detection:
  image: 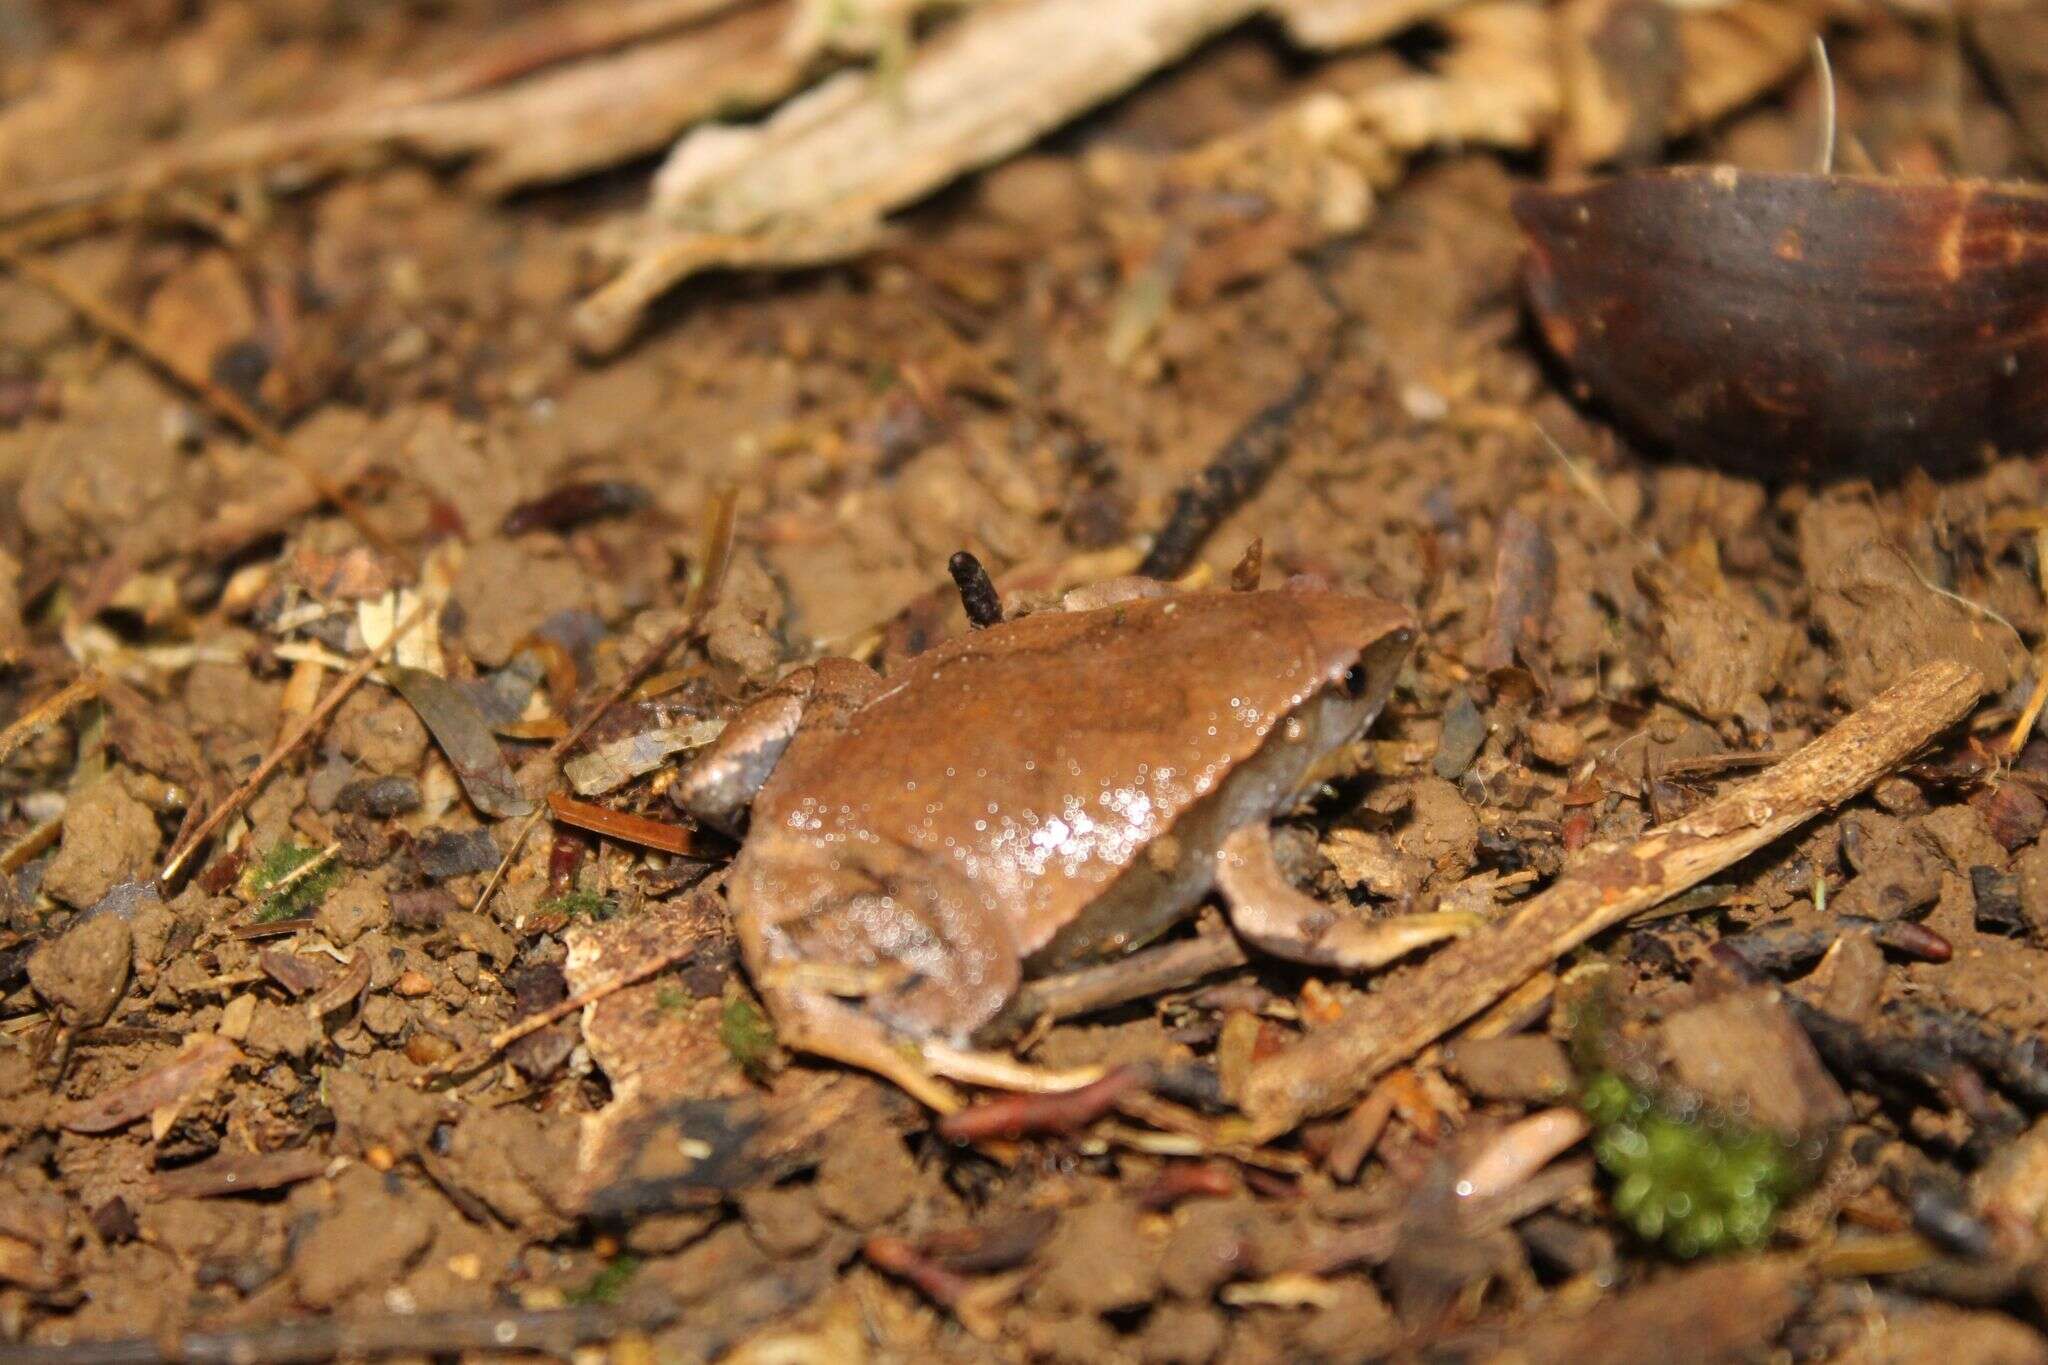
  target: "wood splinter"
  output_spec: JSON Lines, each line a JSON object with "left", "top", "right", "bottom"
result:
{"left": 1236, "top": 658, "right": 1988, "bottom": 1140}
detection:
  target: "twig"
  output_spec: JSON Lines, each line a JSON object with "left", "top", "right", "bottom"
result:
{"left": 1136, "top": 291, "right": 1345, "bottom": 581}
{"left": 999, "top": 927, "right": 1249, "bottom": 1035}
{"left": 472, "top": 804, "right": 548, "bottom": 919}
{"left": 158, "top": 599, "right": 432, "bottom": 888}
{"left": 574, "top": 0, "right": 1265, "bottom": 353}
{"left": 547, "top": 791, "right": 719, "bottom": 857}
{"left": 2007, "top": 649, "right": 2048, "bottom": 756}
{"left": 546, "top": 486, "right": 735, "bottom": 763}
{"left": 0, "top": 673, "right": 101, "bottom": 766}
{"left": 1236, "top": 659, "right": 1987, "bottom": 1138}
{"left": 1718, "top": 916, "right": 1951, "bottom": 976}
{"left": 935, "top": 1066, "right": 1149, "bottom": 1143}
{"left": 0, "top": 1303, "right": 676, "bottom": 1365}
{"left": 0, "top": 245, "right": 405, "bottom": 569}
{"left": 416, "top": 935, "right": 700, "bottom": 1084}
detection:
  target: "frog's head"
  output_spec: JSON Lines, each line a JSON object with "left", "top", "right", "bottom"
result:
{"left": 733, "top": 855, "right": 1022, "bottom": 1047}
{"left": 1270, "top": 587, "right": 1419, "bottom": 806}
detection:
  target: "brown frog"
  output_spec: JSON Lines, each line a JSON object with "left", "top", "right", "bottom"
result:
{"left": 676, "top": 581, "right": 1476, "bottom": 1108}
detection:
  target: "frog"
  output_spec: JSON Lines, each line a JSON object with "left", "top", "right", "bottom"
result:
{"left": 674, "top": 579, "right": 1477, "bottom": 1109}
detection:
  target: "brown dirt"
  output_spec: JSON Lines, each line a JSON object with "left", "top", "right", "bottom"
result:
{"left": 4, "top": 4, "right": 2048, "bottom": 1362}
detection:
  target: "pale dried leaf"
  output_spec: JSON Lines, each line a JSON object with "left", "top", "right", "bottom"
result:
{"left": 563, "top": 719, "right": 726, "bottom": 796}
{"left": 360, "top": 587, "right": 444, "bottom": 676}
{"left": 385, "top": 665, "right": 534, "bottom": 818}
{"left": 575, "top": 0, "right": 1265, "bottom": 352}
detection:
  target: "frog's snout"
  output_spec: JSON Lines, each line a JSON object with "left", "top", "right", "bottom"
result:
{"left": 744, "top": 875, "right": 1022, "bottom": 1047}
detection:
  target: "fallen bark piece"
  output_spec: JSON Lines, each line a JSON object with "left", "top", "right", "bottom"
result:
{"left": 60, "top": 1034, "right": 243, "bottom": 1135}
{"left": 1237, "top": 658, "right": 1986, "bottom": 1139}
{"left": 574, "top": 0, "right": 1265, "bottom": 354}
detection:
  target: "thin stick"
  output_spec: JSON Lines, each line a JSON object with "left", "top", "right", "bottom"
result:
{"left": 1000, "top": 928, "right": 1249, "bottom": 1037}
{"left": 158, "top": 599, "right": 431, "bottom": 887}
{"left": 2008, "top": 647, "right": 2048, "bottom": 756}
{"left": 417, "top": 936, "right": 699, "bottom": 1084}
{"left": 1237, "top": 658, "right": 1987, "bottom": 1139}
{"left": 547, "top": 790, "right": 717, "bottom": 857}
{"left": 0, "top": 245, "right": 406, "bottom": 570}
{"left": 472, "top": 804, "right": 547, "bottom": 918}
{"left": 0, "top": 0, "right": 750, "bottom": 226}
{"left": 1135, "top": 288, "right": 1344, "bottom": 581}
{"left": 0, "top": 1302, "right": 676, "bottom": 1365}
{"left": 546, "top": 486, "right": 736, "bottom": 763}
{"left": 0, "top": 673, "right": 101, "bottom": 766}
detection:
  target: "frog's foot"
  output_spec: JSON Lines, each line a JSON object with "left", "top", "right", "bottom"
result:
{"left": 1215, "top": 823, "right": 1480, "bottom": 970}
{"left": 765, "top": 985, "right": 966, "bottom": 1114}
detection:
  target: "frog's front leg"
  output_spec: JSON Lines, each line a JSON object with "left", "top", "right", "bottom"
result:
{"left": 674, "top": 658, "right": 881, "bottom": 835}
{"left": 759, "top": 980, "right": 967, "bottom": 1113}
{"left": 1215, "top": 823, "right": 1480, "bottom": 969}
{"left": 760, "top": 981, "right": 1105, "bottom": 1113}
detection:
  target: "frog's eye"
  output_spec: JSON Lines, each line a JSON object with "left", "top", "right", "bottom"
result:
{"left": 1341, "top": 663, "right": 1371, "bottom": 698}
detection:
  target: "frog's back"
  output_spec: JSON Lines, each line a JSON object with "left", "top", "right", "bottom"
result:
{"left": 756, "top": 587, "right": 1412, "bottom": 956}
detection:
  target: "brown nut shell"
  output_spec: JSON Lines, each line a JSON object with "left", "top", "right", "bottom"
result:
{"left": 1514, "top": 167, "right": 2048, "bottom": 479}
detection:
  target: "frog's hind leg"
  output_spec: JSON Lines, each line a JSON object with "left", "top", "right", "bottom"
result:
{"left": 673, "top": 692, "right": 804, "bottom": 836}
{"left": 674, "top": 659, "right": 882, "bottom": 835}
{"left": 1215, "top": 823, "right": 1480, "bottom": 970}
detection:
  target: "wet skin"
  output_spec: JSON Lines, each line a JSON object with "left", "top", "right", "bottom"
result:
{"left": 677, "top": 582, "right": 1476, "bottom": 1107}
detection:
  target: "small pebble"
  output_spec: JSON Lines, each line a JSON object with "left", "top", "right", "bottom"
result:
{"left": 415, "top": 828, "right": 501, "bottom": 880}
{"left": 336, "top": 776, "right": 423, "bottom": 818}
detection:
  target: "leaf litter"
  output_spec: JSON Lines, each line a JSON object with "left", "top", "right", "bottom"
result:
{"left": 3, "top": 2, "right": 2048, "bottom": 1360}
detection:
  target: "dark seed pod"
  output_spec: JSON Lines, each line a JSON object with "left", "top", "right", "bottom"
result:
{"left": 1514, "top": 167, "right": 2048, "bottom": 479}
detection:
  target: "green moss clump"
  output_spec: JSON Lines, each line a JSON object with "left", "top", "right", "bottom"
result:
{"left": 566, "top": 1255, "right": 640, "bottom": 1305}
{"left": 720, "top": 987, "right": 778, "bottom": 1083}
{"left": 243, "top": 842, "right": 342, "bottom": 922}
{"left": 538, "top": 889, "right": 620, "bottom": 921}
{"left": 1580, "top": 1070, "right": 1807, "bottom": 1258}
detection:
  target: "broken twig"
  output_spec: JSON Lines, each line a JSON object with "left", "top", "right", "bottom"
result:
{"left": 575, "top": 0, "right": 1263, "bottom": 353}
{"left": 0, "top": 1303, "right": 676, "bottom": 1365}
{"left": 158, "top": 599, "right": 433, "bottom": 888}
{"left": 547, "top": 486, "right": 735, "bottom": 763}
{"left": 0, "top": 245, "right": 403, "bottom": 567}
{"left": 1237, "top": 659, "right": 1986, "bottom": 1138}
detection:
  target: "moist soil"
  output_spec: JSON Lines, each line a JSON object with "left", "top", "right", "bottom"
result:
{"left": 4, "top": 5, "right": 2048, "bottom": 1362}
